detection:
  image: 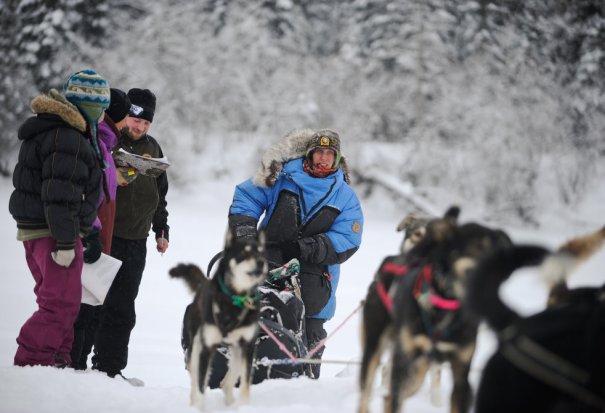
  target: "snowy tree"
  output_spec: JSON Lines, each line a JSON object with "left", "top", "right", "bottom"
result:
{"left": 0, "top": 0, "right": 119, "bottom": 173}
{"left": 2, "top": 0, "right": 604, "bottom": 225}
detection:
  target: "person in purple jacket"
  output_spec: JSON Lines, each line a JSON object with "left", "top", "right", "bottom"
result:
{"left": 91, "top": 88, "right": 132, "bottom": 257}
{"left": 70, "top": 88, "right": 132, "bottom": 370}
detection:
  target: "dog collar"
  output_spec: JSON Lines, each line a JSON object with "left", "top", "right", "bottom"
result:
{"left": 217, "top": 276, "right": 258, "bottom": 310}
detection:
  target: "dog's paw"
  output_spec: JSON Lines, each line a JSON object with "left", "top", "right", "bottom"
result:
{"left": 224, "top": 392, "right": 235, "bottom": 406}
{"left": 240, "top": 384, "right": 251, "bottom": 403}
{"left": 190, "top": 390, "right": 205, "bottom": 411}
{"left": 194, "top": 397, "right": 206, "bottom": 411}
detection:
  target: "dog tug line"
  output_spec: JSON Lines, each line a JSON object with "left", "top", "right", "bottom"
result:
{"left": 257, "top": 301, "right": 364, "bottom": 367}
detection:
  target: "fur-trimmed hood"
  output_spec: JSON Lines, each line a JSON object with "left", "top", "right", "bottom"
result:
{"left": 252, "top": 128, "right": 351, "bottom": 188}
{"left": 30, "top": 89, "right": 87, "bottom": 132}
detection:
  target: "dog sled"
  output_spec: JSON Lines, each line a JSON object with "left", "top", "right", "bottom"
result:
{"left": 181, "top": 257, "right": 313, "bottom": 388}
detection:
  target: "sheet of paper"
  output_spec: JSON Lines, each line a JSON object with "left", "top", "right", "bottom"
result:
{"left": 81, "top": 253, "right": 122, "bottom": 305}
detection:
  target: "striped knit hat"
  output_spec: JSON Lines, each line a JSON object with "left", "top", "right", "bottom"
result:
{"left": 63, "top": 69, "right": 110, "bottom": 165}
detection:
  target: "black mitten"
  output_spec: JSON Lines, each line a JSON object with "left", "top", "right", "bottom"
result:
{"left": 229, "top": 215, "right": 258, "bottom": 241}
{"left": 281, "top": 240, "right": 301, "bottom": 261}
{"left": 83, "top": 229, "right": 102, "bottom": 264}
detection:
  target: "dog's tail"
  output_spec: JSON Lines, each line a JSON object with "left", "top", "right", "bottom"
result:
{"left": 169, "top": 263, "right": 206, "bottom": 293}
{"left": 467, "top": 226, "right": 605, "bottom": 333}
{"left": 539, "top": 225, "right": 605, "bottom": 289}
{"left": 467, "top": 245, "right": 551, "bottom": 332}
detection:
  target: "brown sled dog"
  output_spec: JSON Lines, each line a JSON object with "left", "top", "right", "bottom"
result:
{"left": 169, "top": 230, "right": 267, "bottom": 411}
{"left": 467, "top": 226, "right": 605, "bottom": 413}
{"left": 396, "top": 214, "right": 433, "bottom": 256}
{"left": 358, "top": 213, "right": 433, "bottom": 413}
{"left": 358, "top": 206, "right": 512, "bottom": 413}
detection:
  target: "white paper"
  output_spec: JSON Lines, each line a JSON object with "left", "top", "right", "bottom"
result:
{"left": 81, "top": 253, "right": 122, "bottom": 305}
{"left": 81, "top": 286, "right": 101, "bottom": 306}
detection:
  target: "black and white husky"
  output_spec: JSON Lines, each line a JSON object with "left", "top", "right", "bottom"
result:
{"left": 169, "top": 230, "right": 267, "bottom": 411}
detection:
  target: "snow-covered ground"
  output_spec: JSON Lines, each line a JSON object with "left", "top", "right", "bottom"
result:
{"left": 1, "top": 176, "right": 603, "bottom": 413}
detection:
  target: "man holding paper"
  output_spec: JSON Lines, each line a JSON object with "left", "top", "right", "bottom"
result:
{"left": 91, "top": 88, "right": 170, "bottom": 380}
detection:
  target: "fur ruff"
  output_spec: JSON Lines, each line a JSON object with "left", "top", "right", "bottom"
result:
{"left": 31, "top": 91, "right": 87, "bottom": 132}
{"left": 252, "top": 128, "right": 351, "bottom": 188}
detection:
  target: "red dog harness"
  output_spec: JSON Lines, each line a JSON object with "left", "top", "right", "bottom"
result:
{"left": 376, "top": 261, "right": 460, "bottom": 314}
{"left": 376, "top": 262, "right": 410, "bottom": 313}
{"left": 413, "top": 265, "right": 461, "bottom": 311}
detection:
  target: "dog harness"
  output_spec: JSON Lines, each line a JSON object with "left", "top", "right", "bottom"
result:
{"left": 499, "top": 326, "right": 605, "bottom": 409}
{"left": 412, "top": 265, "right": 461, "bottom": 311}
{"left": 375, "top": 262, "right": 411, "bottom": 313}
{"left": 377, "top": 260, "right": 463, "bottom": 343}
{"left": 376, "top": 262, "right": 461, "bottom": 314}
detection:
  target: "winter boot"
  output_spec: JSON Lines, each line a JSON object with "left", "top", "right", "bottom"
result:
{"left": 305, "top": 318, "right": 327, "bottom": 379}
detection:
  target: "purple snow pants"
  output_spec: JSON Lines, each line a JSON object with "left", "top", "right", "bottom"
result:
{"left": 14, "top": 237, "right": 83, "bottom": 367}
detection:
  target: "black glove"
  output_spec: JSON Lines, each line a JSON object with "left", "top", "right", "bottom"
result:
{"left": 229, "top": 215, "right": 258, "bottom": 241}
{"left": 281, "top": 240, "right": 301, "bottom": 261}
{"left": 83, "top": 229, "right": 102, "bottom": 264}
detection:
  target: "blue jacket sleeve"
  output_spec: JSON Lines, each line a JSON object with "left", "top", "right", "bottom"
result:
{"left": 229, "top": 178, "right": 270, "bottom": 220}
{"left": 325, "top": 190, "right": 363, "bottom": 261}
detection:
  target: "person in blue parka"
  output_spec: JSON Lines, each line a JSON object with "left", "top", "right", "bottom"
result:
{"left": 229, "top": 128, "right": 363, "bottom": 377}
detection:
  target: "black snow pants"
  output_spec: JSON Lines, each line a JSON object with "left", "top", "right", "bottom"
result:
{"left": 71, "top": 303, "right": 101, "bottom": 370}
{"left": 92, "top": 237, "right": 147, "bottom": 376}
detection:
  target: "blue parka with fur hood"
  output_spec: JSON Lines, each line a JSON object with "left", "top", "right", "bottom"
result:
{"left": 229, "top": 129, "right": 363, "bottom": 320}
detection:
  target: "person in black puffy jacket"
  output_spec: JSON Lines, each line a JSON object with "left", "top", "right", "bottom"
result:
{"left": 9, "top": 70, "right": 108, "bottom": 368}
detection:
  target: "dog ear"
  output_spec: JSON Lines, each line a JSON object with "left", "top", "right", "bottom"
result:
{"left": 443, "top": 206, "right": 460, "bottom": 224}
{"left": 397, "top": 214, "right": 417, "bottom": 232}
{"left": 224, "top": 225, "right": 235, "bottom": 248}
{"left": 434, "top": 206, "right": 460, "bottom": 241}
{"left": 427, "top": 206, "right": 460, "bottom": 242}
{"left": 493, "top": 229, "right": 513, "bottom": 250}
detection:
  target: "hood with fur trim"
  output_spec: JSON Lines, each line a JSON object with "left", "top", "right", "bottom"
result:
{"left": 31, "top": 89, "right": 87, "bottom": 132}
{"left": 253, "top": 128, "right": 350, "bottom": 188}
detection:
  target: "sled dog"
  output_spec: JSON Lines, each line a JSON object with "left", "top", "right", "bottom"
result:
{"left": 359, "top": 206, "right": 512, "bottom": 413}
{"left": 468, "top": 226, "right": 605, "bottom": 413}
{"left": 169, "top": 230, "right": 267, "bottom": 411}
{"left": 396, "top": 213, "right": 433, "bottom": 255}
{"left": 358, "top": 213, "right": 433, "bottom": 413}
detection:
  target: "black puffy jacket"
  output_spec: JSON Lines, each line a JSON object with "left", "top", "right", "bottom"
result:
{"left": 9, "top": 93, "right": 103, "bottom": 250}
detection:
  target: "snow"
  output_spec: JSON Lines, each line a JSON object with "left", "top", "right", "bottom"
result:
{"left": 1, "top": 171, "right": 604, "bottom": 413}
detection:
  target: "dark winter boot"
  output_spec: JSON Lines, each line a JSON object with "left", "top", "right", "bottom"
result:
{"left": 54, "top": 352, "right": 72, "bottom": 369}
{"left": 71, "top": 303, "right": 98, "bottom": 370}
{"left": 305, "top": 318, "right": 327, "bottom": 379}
